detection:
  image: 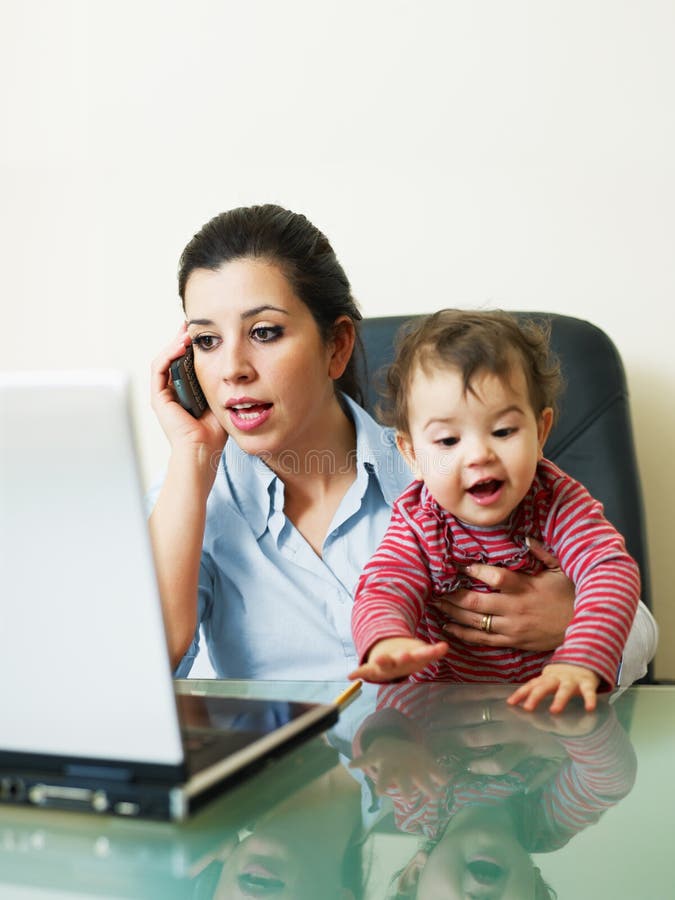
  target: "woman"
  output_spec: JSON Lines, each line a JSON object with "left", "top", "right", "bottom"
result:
{"left": 149, "top": 204, "right": 656, "bottom": 681}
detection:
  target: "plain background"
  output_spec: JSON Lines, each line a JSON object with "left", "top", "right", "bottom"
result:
{"left": 2, "top": 1, "right": 673, "bottom": 678}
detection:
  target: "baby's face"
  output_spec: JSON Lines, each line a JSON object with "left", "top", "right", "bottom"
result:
{"left": 397, "top": 364, "right": 552, "bottom": 527}
{"left": 415, "top": 805, "right": 539, "bottom": 899}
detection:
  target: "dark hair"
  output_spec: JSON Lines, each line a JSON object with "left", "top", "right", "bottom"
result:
{"left": 178, "top": 204, "right": 364, "bottom": 405}
{"left": 382, "top": 309, "right": 563, "bottom": 435}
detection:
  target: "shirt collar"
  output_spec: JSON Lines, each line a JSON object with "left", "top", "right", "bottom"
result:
{"left": 221, "top": 394, "right": 410, "bottom": 539}
{"left": 222, "top": 440, "right": 276, "bottom": 540}
{"left": 341, "top": 394, "right": 410, "bottom": 506}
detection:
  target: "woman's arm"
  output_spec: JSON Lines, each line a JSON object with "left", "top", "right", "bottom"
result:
{"left": 148, "top": 328, "right": 227, "bottom": 668}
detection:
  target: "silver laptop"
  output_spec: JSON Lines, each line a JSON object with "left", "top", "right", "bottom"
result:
{"left": 0, "top": 371, "right": 337, "bottom": 821}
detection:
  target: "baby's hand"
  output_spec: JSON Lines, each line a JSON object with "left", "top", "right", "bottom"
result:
{"left": 507, "top": 663, "right": 601, "bottom": 713}
{"left": 348, "top": 638, "right": 448, "bottom": 683}
{"left": 350, "top": 737, "right": 447, "bottom": 801}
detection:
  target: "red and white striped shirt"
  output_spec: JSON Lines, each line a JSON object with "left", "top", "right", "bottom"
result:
{"left": 352, "top": 458, "right": 640, "bottom": 688}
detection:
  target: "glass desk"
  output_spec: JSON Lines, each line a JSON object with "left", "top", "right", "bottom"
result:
{"left": 1, "top": 681, "right": 673, "bottom": 899}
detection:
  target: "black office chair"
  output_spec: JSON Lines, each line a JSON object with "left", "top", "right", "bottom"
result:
{"left": 359, "top": 313, "right": 653, "bottom": 680}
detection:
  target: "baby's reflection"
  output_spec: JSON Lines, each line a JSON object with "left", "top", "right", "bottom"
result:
{"left": 350, "top": 684, "right": 637, "bottom": 899}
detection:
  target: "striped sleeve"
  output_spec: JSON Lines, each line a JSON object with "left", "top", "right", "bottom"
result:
{"left": 525, "top": 708, "right": 637, "bottom": 850}
{"left": 351, "top": 483, "right": 436, "bottom": 663}
{"left": 541, "top": 463, "right": 641, "bottom": 688}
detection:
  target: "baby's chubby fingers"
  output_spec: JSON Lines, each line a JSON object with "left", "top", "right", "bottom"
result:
{"left": 508, "top": 664, "right": 600, "bottom": 714}
{"left": 348, "top": 640, "right": 448, "bottom": 683}
{"left": 547, "top": 681, "right": 579, "bottom": 714}
{"left": 507, "top": 678, "right": 554, "bottom": 712}
{"left": 405, "top": 641, "right": 449, "bottom": 663}
{"left": 540, "top": 663, "right": 600, "bottom": 713}
{"left": 347, "top": 662, "right": 389, "bottom": 682}
{"left": 548, "top": 677, "right": 598, "bottom": 714}
{"left": 348, "top": 653, "right": 409, "bottom": 682}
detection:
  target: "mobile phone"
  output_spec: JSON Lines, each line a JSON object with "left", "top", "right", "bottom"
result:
{"left": 169, "top": 344, "right": 208, "bottom": 418}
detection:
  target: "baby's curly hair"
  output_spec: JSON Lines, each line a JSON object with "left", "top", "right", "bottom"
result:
{"left": 381, "top": 309, "right": 563, "bottom": 435}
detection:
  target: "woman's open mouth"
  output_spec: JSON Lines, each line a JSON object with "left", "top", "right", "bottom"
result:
{"left": 227, "top": 401, "right": 273, "bottom": 432}
{"left": 235, "top": 850, "right": 287, "bottom": 896}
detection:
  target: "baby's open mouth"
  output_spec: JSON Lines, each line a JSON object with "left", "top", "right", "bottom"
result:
{"left": 468, "top": 479, "right": 503, "bottom": 497}
{"left": 467, "top": 859, "right": 505, "bottom": 884}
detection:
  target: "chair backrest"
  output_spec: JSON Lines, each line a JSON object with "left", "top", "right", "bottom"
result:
{"left": 359, "top": 313, "right": 652, "bottom": 615}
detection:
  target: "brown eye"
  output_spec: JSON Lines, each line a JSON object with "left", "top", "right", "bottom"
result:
{"left": 251, "top": 325, "right": 283, "bottom": 343}
{"left": 193, "top": 335, "right": 219, "bottom": 351}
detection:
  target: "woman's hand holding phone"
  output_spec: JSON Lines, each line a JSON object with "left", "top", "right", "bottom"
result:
{"left": 151, "top": 324, "right": 227, "bottom": 466}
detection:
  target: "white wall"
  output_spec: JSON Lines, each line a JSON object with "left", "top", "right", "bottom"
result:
{"left": 2, "top": 0, "right": 674, "bottom": 677}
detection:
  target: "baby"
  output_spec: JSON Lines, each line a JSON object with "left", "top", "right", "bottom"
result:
{"left": 349, "top": 309, "right": 640, "bottom": 712}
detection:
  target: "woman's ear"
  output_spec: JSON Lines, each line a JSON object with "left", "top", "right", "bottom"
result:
{"left": 396, "top": 432, "right": 423, "bottom": 481}
{"left": 537, "top": 407, "right": 554, "bottom": 458}
{"left": 328, "top": 316, "right": 356, "bottom": 380}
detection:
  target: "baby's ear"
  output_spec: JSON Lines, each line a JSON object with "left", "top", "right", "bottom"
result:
{"left": 537, "top": 407, "right": 554, "bottom": 456}
{"left": 396, "top": 432, "right": 423, "bottom": 481}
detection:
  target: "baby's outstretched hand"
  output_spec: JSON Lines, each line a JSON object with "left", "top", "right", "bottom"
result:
{"left": 350, "top": 737, "right": 447, "bottom": 801}
{"left": 507, "top": 663, "right": 601, "bottom": 713}
{"left": 348, "top": 638, "right": 448, "bottom": 683}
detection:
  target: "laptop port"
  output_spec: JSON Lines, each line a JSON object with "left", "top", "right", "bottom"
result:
{"left": 0, "top": 777, "right": 26, "bottom": 801}
{"left": 27, "top": 784, "right": 109, "bottom": 812}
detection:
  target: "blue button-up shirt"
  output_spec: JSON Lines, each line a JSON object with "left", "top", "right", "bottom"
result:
{"left": 173, "top": 397, "right": 412, "bottom": 679}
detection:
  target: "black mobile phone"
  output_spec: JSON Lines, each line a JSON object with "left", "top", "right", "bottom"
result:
{"left": 169, "top": 344, "right": 208, "bottom": 418}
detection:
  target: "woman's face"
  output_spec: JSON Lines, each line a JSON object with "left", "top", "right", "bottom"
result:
{"left": 213, "top": 769, "right": 359, "bottom": 900}
{"left": 184, "top": 258, "right": 347, "bottom": 465}
{"left": 214, "top": 829, "right": 352, "bottom": 900}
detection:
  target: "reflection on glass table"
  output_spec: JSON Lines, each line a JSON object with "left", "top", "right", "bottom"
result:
{"left": 0, "top": 733, "right": 346, "bottom": 899}
{"left": 350, "top": 683, "right": 636, "bottom": 898}
{"left": 1, "top": 681, "right": 674, "bottom": 899}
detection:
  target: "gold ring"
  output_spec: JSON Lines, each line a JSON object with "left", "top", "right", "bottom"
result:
{"left": 481, "top": 707, "right": 492, "bottom": 723}
{"left": 480, "top": 613, "right": 493, "bottom": 634}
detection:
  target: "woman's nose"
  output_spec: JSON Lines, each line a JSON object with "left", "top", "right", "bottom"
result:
{"left": 220, "top": 341, "right": 255, "bottom": 383}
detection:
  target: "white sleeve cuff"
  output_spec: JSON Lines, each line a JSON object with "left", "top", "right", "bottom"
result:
{"left": 617, "top": 600, "right": 659, "bottom": 687}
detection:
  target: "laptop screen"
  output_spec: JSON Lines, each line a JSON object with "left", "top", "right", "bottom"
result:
{"left": 0, "top": 372, "right": 184, "bottom": 768}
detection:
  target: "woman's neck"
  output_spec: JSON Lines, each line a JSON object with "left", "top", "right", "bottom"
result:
{"left": 272, "top": 396, "right": 358, "bottom": 556}
{"left": 268, "top": 395, "right": 357, "bottom": 494}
